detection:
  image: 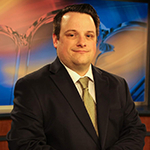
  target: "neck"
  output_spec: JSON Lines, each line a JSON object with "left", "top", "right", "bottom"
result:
{"left": 60, "top": 59, "right": 91, "bottom": 76}
{"left": 70, "top": 64, "right": 90, "bottom": 76}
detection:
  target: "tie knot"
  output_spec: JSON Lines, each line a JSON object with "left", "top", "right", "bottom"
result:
{"left": 78, "top": 77, "right": 89, "bottom": 90}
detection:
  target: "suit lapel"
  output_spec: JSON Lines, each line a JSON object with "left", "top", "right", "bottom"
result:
{"left": 93, "top": 66, "right": 110, "bottom": 149}
{"left": 49, "top": 58, "right": 100, "bottom": 147}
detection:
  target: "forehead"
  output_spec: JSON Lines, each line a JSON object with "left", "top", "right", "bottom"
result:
{"left": 60, "top": 12, "right": 96, "bottom": 32}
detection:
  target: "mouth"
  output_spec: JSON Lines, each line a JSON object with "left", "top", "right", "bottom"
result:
{"left": 72, "top": 49, "right": 89, "bottom": 53}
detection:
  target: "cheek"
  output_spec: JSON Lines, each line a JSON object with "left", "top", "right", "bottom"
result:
{"left": 59, "top": 38, "right": 71, "bottom": 49}
{"left": 91, "top": 43, "right": 97, "bottom": 53}
{"left": 57, "top": 43, "right": 69, "bottom": 58}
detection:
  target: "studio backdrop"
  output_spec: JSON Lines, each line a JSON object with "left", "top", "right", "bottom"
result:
{"left": 0, "top": 0, "right": 148, "bottom": 107}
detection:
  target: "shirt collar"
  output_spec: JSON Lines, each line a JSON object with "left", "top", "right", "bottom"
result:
{"left": 62, "top": 63, "right": 94, "bottom": 84}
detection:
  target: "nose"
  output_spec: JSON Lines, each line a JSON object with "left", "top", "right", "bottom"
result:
{"left": 76, "top": 35, "right": 86, "bottom": 47}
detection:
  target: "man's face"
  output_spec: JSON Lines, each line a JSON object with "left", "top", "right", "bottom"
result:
{"left": 53, "top": 12, "right": 97, "bottom": 74}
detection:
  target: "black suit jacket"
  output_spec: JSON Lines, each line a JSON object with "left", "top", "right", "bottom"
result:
{"left": 7, "top": 57, "right": 146, "bottom": 150}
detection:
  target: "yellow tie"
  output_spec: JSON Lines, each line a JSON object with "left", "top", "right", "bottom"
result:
{"left": 78, "top": 77, "right": 98, "bottom": 136}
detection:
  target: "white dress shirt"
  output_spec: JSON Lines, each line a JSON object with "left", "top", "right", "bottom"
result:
{"left": 63, "top": 64, "right": 96, "bottom": 103}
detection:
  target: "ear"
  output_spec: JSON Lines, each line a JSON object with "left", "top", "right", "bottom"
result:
{"left": 52, "top": 34, "right": 58, "bottom": 48}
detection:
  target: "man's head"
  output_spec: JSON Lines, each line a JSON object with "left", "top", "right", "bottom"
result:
{"left": 52, "top": 4, "right": 100, "bottom": 76}
{"left": 53, "top": 4, "right": 100, "bottom": 40}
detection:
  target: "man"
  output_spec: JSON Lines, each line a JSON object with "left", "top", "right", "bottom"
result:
{"left": 7, "top": 3, "right": 146, "bottom": 150}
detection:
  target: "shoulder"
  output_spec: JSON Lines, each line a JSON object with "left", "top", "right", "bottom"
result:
{"left": 26, "top": 64, "right": 50, "bottom": 79}
{"left": 92, "top": 66, "right": 129, "bottom": 93}
{"left": 93, "top": 66, "right": 126, "bottom": 83}
{"left": 16, "top": 64, "right": 51, "bottom": 87}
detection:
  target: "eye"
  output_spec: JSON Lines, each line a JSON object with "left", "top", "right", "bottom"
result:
{"left": 69, "top": 34, "right": 74, "bottom": 37}
{"left": 86, "top": 34, "right": 94, "bottom": 39}
{"left": 66, "top": 33, "right": 74, "bottom": 37}
{"left": 65, "top": 32, "right": 76, "bottom": 39}
{"left": 86, "top": 34, "right": 91, "bottom": 37}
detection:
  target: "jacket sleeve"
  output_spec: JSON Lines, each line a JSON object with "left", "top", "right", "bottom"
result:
{"left": 7, "top": 77, "right": 56, "bottom": 150}
{"left": 106, "top": 79, "right": 146, "bottom": 150}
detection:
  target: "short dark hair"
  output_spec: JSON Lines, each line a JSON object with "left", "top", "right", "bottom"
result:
{"left": 53, "top": 3, "right": 100, "bottom": 40}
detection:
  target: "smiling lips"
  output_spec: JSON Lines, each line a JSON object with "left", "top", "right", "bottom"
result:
{"left": 72, "top": 49, "right": 89, "bottom": 53}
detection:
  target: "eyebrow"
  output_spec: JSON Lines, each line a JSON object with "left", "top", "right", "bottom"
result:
{"left": 64, "top": 30, "right": 95, "bottom": 34}
{"left": 64, "top": 30, "right": 76, "bottom": 34}
{"left": 86, "top": 31, "right": 95, "bottom": 34}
